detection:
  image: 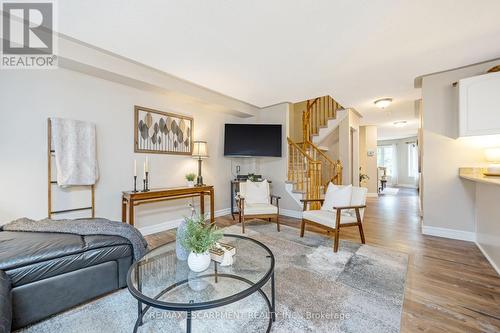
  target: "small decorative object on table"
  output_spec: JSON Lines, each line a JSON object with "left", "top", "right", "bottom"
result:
{"left": 210, "top": 242, "right": 236, "bottom": 266}
{"left": 142, "top": 157, "right": 150, "bottom": 192}
{"left": 182, "top": 214, "right": 222, "bottom": 272}
{"left": 185, "top": 173, "right": 196, "bottom": 187}
{"left": 247, "top": 173, "right": 258, "bottom": 182}
{"left": 133, "top": 160, "right": 138, "bottom": 192}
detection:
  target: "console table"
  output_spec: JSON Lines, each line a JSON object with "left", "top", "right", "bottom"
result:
{"left": 122, "top": 186, "right": 215, "bottom": 226}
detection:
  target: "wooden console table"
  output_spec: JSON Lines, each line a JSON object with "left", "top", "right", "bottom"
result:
{"left": 121, "top": 185, "right": 215, "bottom": 226}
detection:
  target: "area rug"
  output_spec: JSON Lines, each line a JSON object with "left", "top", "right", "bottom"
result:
{"left": 18, "top": 222, "right": 408, "bottom": 333}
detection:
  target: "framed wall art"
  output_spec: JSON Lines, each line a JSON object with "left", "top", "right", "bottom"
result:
{"left": 134, "top": 105, "right": 193, "bottom": 155}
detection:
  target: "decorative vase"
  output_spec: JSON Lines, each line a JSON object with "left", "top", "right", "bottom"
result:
{"left": 187, "top": 180, "right": 195, "bottom": 188}
{"left": 188, "top": 251, "right": 211, "bottom": 272}
{"left": 175, "top": 220, "right": 189, "bottom": 260}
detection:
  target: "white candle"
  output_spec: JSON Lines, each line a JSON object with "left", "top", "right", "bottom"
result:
{"left": 134, "top": 160, "right": 137, "bottom": 176}
{"left": 143, "top": 161, "right": 146, "bottom": 178}
{"left": 145, "top": 157, "right": 149, "bottom": 172}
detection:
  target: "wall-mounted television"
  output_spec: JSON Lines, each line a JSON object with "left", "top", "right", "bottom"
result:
{"left": 224, "top": 124, "right": 282, "bottom": 157}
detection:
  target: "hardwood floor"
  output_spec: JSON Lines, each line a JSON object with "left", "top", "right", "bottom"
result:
{"left": 145, "top": 190, "right": 500, "bottom": 332}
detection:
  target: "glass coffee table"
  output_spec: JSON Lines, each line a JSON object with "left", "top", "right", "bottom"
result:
{"left": 127, "top": 234, "right": 275, "bottom": 333}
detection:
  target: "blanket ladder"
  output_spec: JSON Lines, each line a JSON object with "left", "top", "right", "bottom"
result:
{"left": 47, "top": 118, "right": 95, "bottom": 219}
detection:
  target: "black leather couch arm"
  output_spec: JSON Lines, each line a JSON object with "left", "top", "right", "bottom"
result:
{"left": 0, "top": 271, "right": 11, "bottom": 333}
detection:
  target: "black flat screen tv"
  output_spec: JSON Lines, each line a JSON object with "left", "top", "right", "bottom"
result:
{"left": 224, "top": 124, "right": 282, "bottom": 157}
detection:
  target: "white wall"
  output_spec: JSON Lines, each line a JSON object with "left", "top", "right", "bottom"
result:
{"left": 378, "top": 136, "right": 418, "bottom": 188}
{"left": 421, "top": 59, "right": 500, "bottom": 234}
{"left": 0, "top": 68, "right": 245, "bottom": 229}
{"left": 255, "top": 103, "right": 300, "bottom": 212}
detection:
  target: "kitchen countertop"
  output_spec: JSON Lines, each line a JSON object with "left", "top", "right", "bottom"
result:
{"left": 459, "top": 167, "right": 500, "bottom": 186}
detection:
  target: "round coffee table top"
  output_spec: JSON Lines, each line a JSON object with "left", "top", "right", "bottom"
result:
{"left": 127, "top": 234, "right": 275, "bottom": 311}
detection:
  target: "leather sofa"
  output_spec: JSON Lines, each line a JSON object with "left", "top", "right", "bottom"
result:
{"left": 0, "top": 272, "right": 11, "bottom": 333}
{"left": 0, "top": 230, "right": 134, "bottom": 331}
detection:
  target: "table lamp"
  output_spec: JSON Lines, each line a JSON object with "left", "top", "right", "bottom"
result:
{"left": 484, "top": 147, "right": 500, "bottom": 176}
{"left": 192, "top": 141, "right": 208, "bottom": 186}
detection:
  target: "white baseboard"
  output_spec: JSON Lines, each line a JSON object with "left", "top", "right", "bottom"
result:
{"left": 396, "top": 184, "right": 418, "bottom": 189}
{"left": 280, "top": 208, "right": 302, "bottom": 219}
{"left": 421, "top": 225, "right": 475, "bottom": 242}
{"left": 475, "top": 241, "right": 500, "bottom": 275}
{"left": 138, "top": 208, "right": 231, "bottom": 236}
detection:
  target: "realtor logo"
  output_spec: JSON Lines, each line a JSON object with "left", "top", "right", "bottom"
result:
{"left": 1, "top": 1, "right": 57, "bottom": 68}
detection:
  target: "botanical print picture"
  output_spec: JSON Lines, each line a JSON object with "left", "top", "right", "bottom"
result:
{"left": 134, "top": 106, "right": 193, "bottom": 155}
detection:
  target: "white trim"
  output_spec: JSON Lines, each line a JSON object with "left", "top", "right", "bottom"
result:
{"left": 475, "top": 241, "right": 500, "bottom": 275}
{"left": 138, "top": 208, "right": 231, "bottom": 235}
{"left": 366, "top": 193, "right": 378, "bottom": 197}
{"left": 421, "top": 225, "right": 475, "bottom": 242}
{"left": 280, "top": 208, "right": 303, "bottom": 219}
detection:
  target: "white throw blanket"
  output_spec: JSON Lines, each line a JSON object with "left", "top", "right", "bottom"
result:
{"left": 51, "top": 118, "right": 98, "bottom": 186}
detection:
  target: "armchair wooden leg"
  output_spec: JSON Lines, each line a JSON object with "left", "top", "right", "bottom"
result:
{"left": 300, "top": 219, "right": 305, "bottom": 237}
{"left": 355, "top": 208, "right": 365, "bottom": 244}
{"left": 358, "top": 223, "right": 365, "bottom": 244}
{"left": 333, "top": 229, "right": 340, "bottom": 252}
{"left": 333, "top": 209, "right": 341, "bottom": 253}
{"left": 241, "top": 216, "right": 245, "bottom": 234}
{"left": 276, "top": 215, "right": 280, "bottom": 232}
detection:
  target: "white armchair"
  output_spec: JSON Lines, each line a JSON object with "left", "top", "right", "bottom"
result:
{"left": 237, "top": 180, "right": 280, "bottom": 233}
{"left": 300, "top": 184, "right": 367, "bottom": 252}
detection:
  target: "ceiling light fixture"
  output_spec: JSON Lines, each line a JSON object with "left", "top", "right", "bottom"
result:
{"left": 374, "top": 98, "right": 393, "bottom": 109}
{"left": 393, "top": 121, "right": 407, "bottom": 127}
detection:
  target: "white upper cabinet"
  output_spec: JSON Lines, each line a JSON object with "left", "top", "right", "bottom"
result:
{"left": 459, "top": 71, "right": 500, "bottom": 137}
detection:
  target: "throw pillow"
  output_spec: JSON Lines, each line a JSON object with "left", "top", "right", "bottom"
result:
{"left": 321, "top": 184, "right": 352, "bottom": 211}
{"left": 244, "top": 180, "right": 270, "bottom": 204}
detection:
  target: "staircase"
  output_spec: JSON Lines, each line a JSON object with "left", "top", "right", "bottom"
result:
{"left": 287, "top": 96, "right": 344, "bottom": 206}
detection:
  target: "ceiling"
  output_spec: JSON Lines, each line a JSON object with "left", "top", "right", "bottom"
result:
{"left": 56, "top": 1, "right": 500, "bottom": 139}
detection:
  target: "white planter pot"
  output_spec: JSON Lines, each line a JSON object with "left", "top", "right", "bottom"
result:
{"left": 186, "top": 180, "right": 195, "bottom": 188}
{"left": 187, "top": 251, "right": 211, "bottom": 272}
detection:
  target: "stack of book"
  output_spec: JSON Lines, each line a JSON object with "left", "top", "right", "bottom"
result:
{"left": 209, "top": 243, "right": 236, "bottom": 263}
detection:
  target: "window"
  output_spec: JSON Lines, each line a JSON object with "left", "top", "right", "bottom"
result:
{"left": 377, "top": 145, "right": 395, "bottom": 176}
{"left": 408, "top": 143, "right": 418, "bottom": 178}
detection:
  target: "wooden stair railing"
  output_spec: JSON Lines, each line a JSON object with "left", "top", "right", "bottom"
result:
{"left": 287, "top": 138, "right": 321, "bottom": 201}
{"left": 302, "top": 95, "right": 344, "bottom": 143}
{"left": 288, "top": 95, "right": 344, "bottom": 203}
{"left": 303, "top": 140, "right": 343, "bottom": 186}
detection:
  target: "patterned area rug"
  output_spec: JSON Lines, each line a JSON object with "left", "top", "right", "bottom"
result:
{"left": 18, "top": 222, "right": 408, "bottom": 333}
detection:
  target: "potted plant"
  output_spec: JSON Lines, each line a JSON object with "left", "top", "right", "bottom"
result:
{"left": 185, "top": 173, "right": 196, "bottom": 187}
{"left": 359, "top": 167, "right": 370, "bottom": 186}
{"left": 182, "top": 214, "right": 223, "bottom": 272}
{"left": 247, "top": 173, "right": 257, "bottom": 182}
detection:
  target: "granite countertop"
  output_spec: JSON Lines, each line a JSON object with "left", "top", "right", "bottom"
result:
{"left": 459, "top": 167, "right": 500, "bottom": 186}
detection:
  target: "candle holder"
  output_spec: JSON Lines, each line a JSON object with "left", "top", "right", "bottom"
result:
{"left": 133, "top": 175, "right": 138, "bottom": 192}
{"left": 142, "top": 172, "right": 150, "bottom": 192}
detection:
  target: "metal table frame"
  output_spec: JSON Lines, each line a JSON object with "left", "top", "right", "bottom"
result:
{"left": 127, "top": 234, "right": 276, "bottom": 333}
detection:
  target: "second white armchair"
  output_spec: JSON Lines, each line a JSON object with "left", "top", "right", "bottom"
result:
{"left": 237, "top": 180, "right": 280, "bottom": 233}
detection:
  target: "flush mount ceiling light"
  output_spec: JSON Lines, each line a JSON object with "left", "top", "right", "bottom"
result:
{"left": 393, "top": 121, "right": 407, "bottom": 127}
{"left": 374, "top": 98, "right": 393, "bottom": 109}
